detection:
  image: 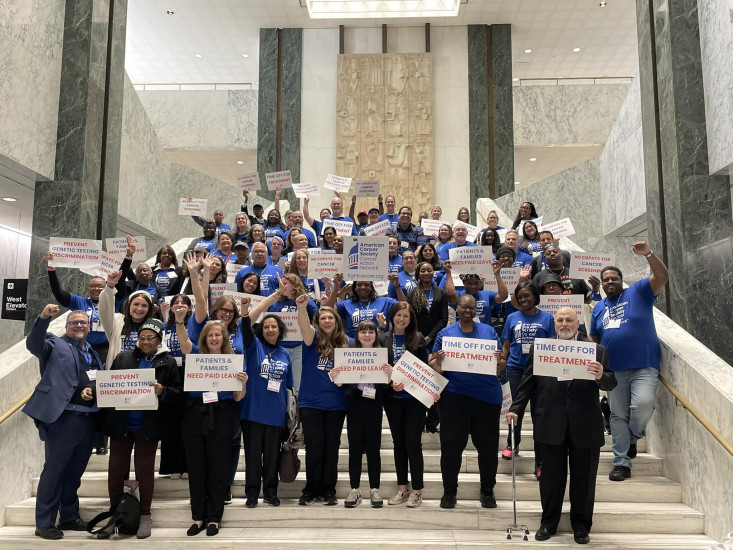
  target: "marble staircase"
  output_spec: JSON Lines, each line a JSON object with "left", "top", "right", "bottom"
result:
{"left": 0, "top": 419, "right": 718, "bottom": 548}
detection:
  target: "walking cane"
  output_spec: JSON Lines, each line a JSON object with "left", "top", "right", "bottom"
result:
{"left": 506, "top": 417, "right": 530, "bottom": 541}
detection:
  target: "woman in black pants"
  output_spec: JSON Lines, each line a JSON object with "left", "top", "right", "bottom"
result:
{"left": 378, "top": 302, "right": 436, "bottom": 508}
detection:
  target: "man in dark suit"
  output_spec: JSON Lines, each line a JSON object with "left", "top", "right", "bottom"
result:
{"left": 507, "top": 307, "right": 616, "bottom": 545}
{"left": 24, "top": 304, "right": 103, "bottom": 540}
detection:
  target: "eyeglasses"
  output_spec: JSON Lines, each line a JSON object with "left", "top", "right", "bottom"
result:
{"left": 458, "top": 305, "right": 476, "bottom": 311}
{"left": 88, "top": 285, "right": 105, "bottom": 290}
{"left": 219, "top": 308, "right": 236, "bottom": 316}
{"left": 66, "top": 320, "right": 89, "bottom": 327}
{"left": 138, "top": 336, "right": 159, "bottom": 343}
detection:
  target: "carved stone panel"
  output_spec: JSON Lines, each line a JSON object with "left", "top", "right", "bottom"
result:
{"left": 337, "top": 53, "right": 433, "bottom": 213}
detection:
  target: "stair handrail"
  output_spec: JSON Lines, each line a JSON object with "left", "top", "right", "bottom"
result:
{"left": 658, "top": 374, "right": 733, "bottom": 457}
{"left": 0, "top": 393, "right": 32, "bottom": 427}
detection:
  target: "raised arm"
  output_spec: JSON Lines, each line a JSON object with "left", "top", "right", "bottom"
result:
{"left": 303, "top": 197, "right": 315, "bottom": 226}
{"left": 348, "top": 194, "right": 357, "bottom": 220}
{"left": 100, "top": 272, "right": 121, "bottom": 341}
{"left": 296, "top": 294, "right": 315, "bottom": 346}
{"left": 388, "top": 272, "right": 407, "bottom": 302}
{"left": 248, "top": 287, "right": 281, "bottom": 324}
{"left": 173, "top": 304, "right": 193, "bottom": 354}
{"left": 274, "top": 188, "right": 282, "bottom": 214}
{"left": 323, "top": 273, "right": 343, "bottom": 308}
{"left": 44, "top": 252, "right": 72, "bottom": 307}
{"left": 633, "top": 241, "right": 668, "bottom": 296}
{"left": 185, "top": 253, "right": 208, "bottom": 324}
{"left": 26, "top": 305, "right": 58, "bottom": 361}
{"left": 443, "top": 261, "right": 459, "bottom": 305}
{"left": 377, "top": 194, "right": 384, "bottom": 215}
{"left": 239, "top": 298, "right": 256, "bottom": 348}
{"left": 492, "top": 261, "right": 508, "bottom": 303}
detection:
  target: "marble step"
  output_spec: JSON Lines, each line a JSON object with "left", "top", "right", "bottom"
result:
{"left": 35, "top": 471, "right": 681, "bottom": 503}
{"left": 0, "top": 526, "right": 718, "bottom": 549}
{"left": 85, "top": 449, "right": 663, "bottom": 476}
{"left": 4, "top": 498, "right": 704, "bottom": 534}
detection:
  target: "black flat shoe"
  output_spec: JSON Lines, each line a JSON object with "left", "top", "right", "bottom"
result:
{"left": 574, "top": 531, "right": 590, "bottom": 544}
{"left": 206, "top": 523, "right": 219, "bottom": 537}
{"left": 535, "top": 524, "right": 556, "bottom": 541}
{"left": 245, "top": 497, "right": 258, "bottom": 508}
{"left": 57, "top": 518, "right": 87, "bottom": 531}
{"left": 186, "top": 523, "right": 205, "bottom": 536}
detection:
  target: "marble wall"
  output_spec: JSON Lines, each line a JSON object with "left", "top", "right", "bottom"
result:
{"left": 0, "top": 0, "right": 65, "bottom": 180}
{"left": 136, "top": 90, "right": 258, "bottom": 149}
{"left": 698, "top": 0, "right": 733, "bottom": 175}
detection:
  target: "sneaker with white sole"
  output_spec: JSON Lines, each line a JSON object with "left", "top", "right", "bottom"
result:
{"left": 369, "top": 489, "right": 383, "bottom": 508}
{"left": 406, "top": 491, "right": 422, "bottom": 508}
{"left": 344, "top": 488, "right": 361, "bottom": 508}
{"left": 388, "top": 490, "right": 408, "bottom": 505}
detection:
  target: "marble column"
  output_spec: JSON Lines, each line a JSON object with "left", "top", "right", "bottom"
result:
{"left": 26, "top": 0, "right": 127, "bottom": 331}
{"left": 257, "top": 28, "right": 302, "bottom": 207}
{"left": 467, "top": 24, "right": 515, "bottom": 223}
{"left": 636, "top": 0, "right": 733, "bottom": 359}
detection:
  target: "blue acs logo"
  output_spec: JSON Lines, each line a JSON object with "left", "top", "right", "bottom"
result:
{"left": 347, "top": 243, "right": 359, "bottom": 270}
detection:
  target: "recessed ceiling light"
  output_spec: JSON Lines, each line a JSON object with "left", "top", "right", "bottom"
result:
{"left": 194, "top": 53, "right": 203, "bottom": 58}
{"left": 524, "top": 49, "right": 532, "bottom": 54}
{"left": 2, "top": 197, "right": 17, "bottom": 202}
{"left": 599, "top": 1, "right": 607, "bottom": 6}
{"left": 166, "top": 10, "right": 174, "bottom": 15}
{"left": 512, "top": 77, "right": 519, "bottom": 82}
{"left": 573, "top": 47, "right": 581, "bottom": 52}
{"left": 514, "top": 181, "right": 521, "bottom": 185}
{"left": 241, "top": 53, "right": 249, "bottom": 58}
{"left": 236, "top": 161, "right": 244, "bottom": 165}
{"left": 529, "top": 157, "right": 537, "bottom": 162}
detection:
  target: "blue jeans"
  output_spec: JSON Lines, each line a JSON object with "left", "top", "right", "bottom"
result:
{"left": 607, "top": 367, "right": 659, "bottom": 468}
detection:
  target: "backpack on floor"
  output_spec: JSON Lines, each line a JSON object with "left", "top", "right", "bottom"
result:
{"left": 87, "top": 492, "right": 141, "bottom": 536}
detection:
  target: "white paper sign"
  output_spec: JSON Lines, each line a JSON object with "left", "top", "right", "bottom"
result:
{"left": 540, "top": 218, "right": 576, "bottom": 240}
{"left": 270, "top": 311, "right": 303, "bottom": 342}
{"left": 81, "top": 251, "right": 122, "bottom": 279}
{"left": 391, "top": 351, "right": 448, "bottom": 408}
{"left": 105, "top": 236, "right": 147, "bottom": 263}
{"left": 237, "top": 172, "right": 261, "bottom": 192}
{"left": 163, "top": 294, "right": 196, "bottom": 308}
{"left": 500, "top": 382, "right": 512, "bottom": 416}
{"left": 440, "top": 337, "right": 498, "bottom": 375}
{"left": 324, "top": 173, "right": 352, "bottom": 193}
{"left": 228, "top": 292, "right": 266, "bottom": 312}
{"left": 96, "top": 369, "right": 157, "bottom": 409}
{"left": 448, "top": 246, "right": 495, "bottom": 277}
{"left": 291, "top": 182, "right": 321, "bottom": 198}
{"left": 265, "top": 170, "right": 293, "bottom": 191}
{"left": 453, "top": 221, "right": 480, "bottom": 242}
{"left": 421, "top": 219, "right": 447, "bottom": 237}
{"left": 484, "top": 267, "right": 521, "bottom": 294}
{"left": 496, "top": 228, "right": 508, "bottom": 242}
{"left": 518, "top": 217, "right": 543, "bottom": 237}
{"left": 539, "top": 294, "right": 585, "bottom": 316}
{"left": 343, "top": 236, "right": 389, "bottom": 281}
{"left": 308, "top": 250, "right": 342, "bottom": 279}
{"left": 210, "top": 283, "right": 237, "bottom": 301}
{"left": 354, "top": 179, "right": 380, "bottom": 197}
{"left": 48, "top": 237, "right": 102, "bottom": 269}
{"left": 569, "top": 251, "right": 615, "bottom": 279}
{"left": 321, "top": 218, "right": 354, "bottom": 236}
{"left": 533, "top": 338, "right": 596, "bottom": 380}
{"left": 226, "top": 262, "right": 244, "bottom": 283}
{"left": 373, "top": 280, "right": 389, "bottom": 296}
{"left": 184, "top": 354, "right": 245, "bottom": 391}
{"left": 362, "top": 219, "right": 390, "bottom": 236}
{"left": 179, "top": 197, "right": 207, "bottom": 216}
{"left": 334, "top": 348, "right": 389, "bottom": 383}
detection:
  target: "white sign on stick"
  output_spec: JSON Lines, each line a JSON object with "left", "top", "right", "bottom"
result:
{"left": 81, "top": 251, "right": 122, "bottom": 279}
{"left": 440, "top": 337, "right": 498, "bottom": 375}
{"left": 343, "top": 236, "right": 389, "bottom": 281}
{"left": 96, "top": 369, "right": 157, "bottom": 409}
{"left": 265, "top": 170, "right": 293, "bottom": 191}
{"left": 209, "top": 283, "right": 237, "bottom": 302}
{"left": 321, "top": 218, "right": 354, "bottom": 236}
{"left": 391, "top": 351, "right": 448, "bottom": 408}
{"left": 448, "top": 246, "right": 495, "bottom": 277}
{"left": 484, "top": 267, "right": 521, "bottom": 294}
{"left": 308, "top": 250, "right": 342, "bottom": 280}
{"left": 540, "top": 218, "right": 576, "bottom": 240}
{"left": 237, "top": 172, "right": 261, "bottom": 192}
{"left": 184, "top": 354, "right": 245, "bottom": 391}
{"left": 270, "top": 311, "right": 303, "bottom": 342}
{"left": 539, "top": 294, "right": 584, "bottom": 317}
{"left": 500, "top": 382, "right": 512, "bottom": 416}
{"left": 291, "top": 182, "right": 321, "bottom": 198}
{"left": 323, "top": 173, "right": 352, "bottom": 193}
{"left": 362, "top": 219, "right": 390, "bottom": 236}
{"left": 518, "top": 217, "right": 543, "bottom": 237}
{"left": 226, "top": 263, "right": 244, "bottom": 283}
{"left": 453, "top": 221, "right": 481, "bottom": 242}
{"left": 533, "top": 338, "right": 596, "bottom": 380}
{"left": 333, "top": 348, "right": 389, "bottom": 384}
{"left": 569, "top": 251, "right": 615, "bottom": 279}
{"left": 421, "top": 219, "right": 447, "bottom": 237}
{"left": 48, "top": 237, "right": 102, "bottom": 269}
{"left": 105, "top": 236, "right": 147, "bottom": 263}
{"left": 354, "top": 179, "right": 380, "bottom": 197}
{"left": 179, "top": 197, "right": 207, "bottom": 216}
{"left": 228, "top": 292, "right": 266, "bottom": 312}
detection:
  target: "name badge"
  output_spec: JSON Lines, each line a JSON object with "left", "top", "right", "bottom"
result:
{"left": 175, "top": 356, "right": 183, "bottom": 367}
{"left": 557, "top": 377, "right": 572, "bottom": 382}
{"left": 362, "top": 386, "right": 376, "bottom": 399}
{"left": 91, "top": 321, "right": 103, "bottom": 332}
{"left": 267, "top": 379, "right": 280, "bottom": 392}
{"left": 400, "top": 241, "right": 409, "bottom": 249}
{"left": 202, "top": 391, "right": 218, "bottom": 403}
{"left": 522, "top": 343, "right": 531, "bottom": 354}
{"left": 606, "top": 318, "right": 621, "bottom": 329}
{"left": 86, "top": 369, "right": 97, "bottom": 381}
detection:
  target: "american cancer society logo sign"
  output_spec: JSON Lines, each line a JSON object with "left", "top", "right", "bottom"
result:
{"left": 348, "top": 242, "right": 359, "bottom": 270}
{"left": 343, "top": 237, "right": 388, "bottom": 280}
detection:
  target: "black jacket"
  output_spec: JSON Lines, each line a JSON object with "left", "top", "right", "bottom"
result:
{"left": 509, "top": 337, "right": 616, "bottom": 449}
{"left": 407, "top": 286, "right": 448, "bottom": 343}
{"left": 100, "top": 347, "right": 183, "bottom": 440}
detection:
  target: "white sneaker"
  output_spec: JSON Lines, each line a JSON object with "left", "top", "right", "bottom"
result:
{"left": 369, "top": 488, "right": 383, "bottom": 508}
{"left": 388, "top": 490, "right": 408, "bottom": 505}
{"left": 406, "top": 491, "right": 422, "bottom": 508}
{"left": 344, "top": 488, "right": 361, "bottom": 508}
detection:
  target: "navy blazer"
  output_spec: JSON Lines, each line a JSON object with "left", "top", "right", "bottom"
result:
{"left": 23, "top": 316, "right": 102, "bottom": 424}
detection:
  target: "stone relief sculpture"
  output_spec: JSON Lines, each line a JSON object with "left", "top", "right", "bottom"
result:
{"left": 337, "top": 53, "right": 433, "bottom": 210}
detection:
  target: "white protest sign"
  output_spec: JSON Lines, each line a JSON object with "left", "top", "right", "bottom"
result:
{"left": 229, "top": 292, "right": 266, "bottom": 312}
{"left": 226, "top": 262, "right": 244, "bottom": 283}
{"left": 324, "top": 173, "right": 352, "bottom": 193}
{"left": 81, "top": 251, "right": 122, "bottom": 279}
{"left": 163, "top": 294, "right": 196, "bottom": 307}
{"left": 540, "top": 218, "right": 576, "bottom": 240}
{"left": 569, "top": 251, "right": 615, "bottom": 279}
{"left": 179, "top": 197, "right": 207, "bottom": 216}
{"left": 210, "top": 283, "right": 237, "bottom": 302}
{"left": 270, "top": 311, "right": 303, "bottom": 342}
{"left": 391, "top": 351, "right": 448, "bottom": 408}
{"left": 539, "top": 294, "right": 584, "bottom": 317}
{"left": 354, "top": 179, "right": 380, "bottom": 197}
{"left": 518, "top": 217, "right": 543, "bottom": 237}
{"left": 334, "top": 348, "right": 389, "bottom": 383}
{"left": 362, "top": 219, "right": 390, "bottom": 236}
{"left": 265, "top": 170, "right": 293, "bottom": 191}
{"left": 291, "top": 182, "right": 321, "bottom": 198}
{"left": 105, "top": 236, "right": 147, "bottom": 263}
{"left": 321, "top": 218, "right": 354, "bottom": 236}
{"left": 453, "top": 221, "right": 480, "bottom": 242}
{"left": 184, "top": 354, "right": 244, "bottom": 391}
{"left": 496, "top": 228, "right": 508, "bottom": 242}
{"left": 373, "top": 280, "right": 389, "bottom": 296}
{"left": 484, "top": 267, "right": 521, "bottom": 294}
{"left": 421, "top": 219, "right": 447, "bottom": 237}
{"left": 343, "top": 236, "right": 389, "bottom": 281}
{"left": 500, "top": 382, "right": 512, "bottom": 416}
{"left": 533, "top": 338, "right": 596, "bottom": 380}
{"left": 96, "top": 369, "right": 157, "bottom": 409}
{"left": 308, "top": 250, "right": 342, "bottom": 280}
{"left": 448, "top": 246, "right": 495, "bottom": 277}
{"left": 440, "top": 337, "right": 498, "bottom": 375}
{"left": 48, "top": 237, "right": 102, "bottom": 269}
{"left": 237, "top": 172, "right": 261, "bottom": 192}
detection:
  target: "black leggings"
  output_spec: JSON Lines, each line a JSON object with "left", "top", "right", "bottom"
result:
{"left": 346, "top": 393, "right": 383, "bottom": 489}
{"left": 383, "top": 396, "right": 426, "bottom": 490}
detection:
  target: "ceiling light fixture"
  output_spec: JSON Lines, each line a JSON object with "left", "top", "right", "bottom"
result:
{"left": 166, "top": 10, "right": 174, "bottom": 15}
{"left": 512, "top": 77, "right": 519, "bottom": 82}
{"left": 241, "top": 53, "right": 249, "bottom": 58}
{"left": 573, "top": 47, "right": 581, "bottom": 52}
{"left": 194, "top": 53, "right": 203, "bottom": 58}
{"left": 305, "top": 0, "right": 461, "bottom": 19}
{"left": 236, "top": 161, "right": 244, "bottom": 165}
{"left": 524, "top": 49, "right": 532, "bottom": 54}
{"left": 2, "top": 197, "right": 17, "bottom": 202}
{"left": 599, "top": 1, "right": 607, "bottom": 6}
{"left": 529, "top": 157, "right": 537, "bottom": 162}
{"left": 514, "top": 181, "right": 521, "bottom": 185}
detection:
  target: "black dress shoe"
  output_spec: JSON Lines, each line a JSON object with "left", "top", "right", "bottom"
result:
{"left": 206, "top": 523, "right": 219, "bottom": 537}
{"left": 95, "top": 447, "right": 108, "bottom": 455}
{"left": 439, "top": 493, "right": 457, "bottom": 509}
{"left": 35, "top": 527, "right": 63, "bottom": 540}
{"left": 187, "top": 523, "right": 205, "bottom": 536}
{"left": 608, "top": 465, "right": 631, "bottom": 481}
{"left": 57, "top": 518, "right": 87, "bottom": 531}
{"left": 480, "top": 490, "right": 497, "bottom": 509}
{"left": 534, "top": 525, "right": 555, "bottom": 541}
{"left": 245, "top": 497, "right": 258, "bottom": 508}
{"left": 574, "top": 531, "right": 590, "bottom": 544}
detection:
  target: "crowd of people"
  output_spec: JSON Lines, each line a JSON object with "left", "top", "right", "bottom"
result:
{"left": 25, "top": 191, "right": 668, "bottom": 545}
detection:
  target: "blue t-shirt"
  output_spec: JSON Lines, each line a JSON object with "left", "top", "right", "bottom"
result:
{"left": 188, "top": 315, "right": 245, "bottom": 355}
{"left": 311, "top": 219, "right": 323, "bottom": 237}
{"left": 127, "top": 356, "right": 155, "bottom": 431}
{"left": 590, "top": 278, "right": 660, "bottom": 372}
{"left": 153, "top": 268, "right": 179, "bottom": 297}
{"left": 323, "top": 215, "right": 358, "bottom": 235}
{"left": 299, "top": 330, "right": 350, "bottom": 411}
{"left": 234, "top": 264, "right": 283, "bottom": 296}
{"left": 378, "top": 212, "right": 399, "bottom": 229}
{"left": 388, "top": 271, "right": 418, "bottom": 299}
{"left": 68, "top": 295, "right": 108, "bottom": 346}
{"left": 284, "top": 228, "right": 318, "bottom": 248}
{"left": 336, "top": 297, "right": 398, "bottom": 337}
{"left": 501, "top": 309, "right": 556, "bottom": 370}
{"left": 267, "top": 298, "right": 318, "bottom": 349}
{"left": 298, "top": 274, "right": 326, "bottom": 296}
{"left": 391, "top": 334, "right": 411, "bottom": 399}
{"left": 194, "top": 237, "right": 216, "bottom": 253}
{"left": 434, "top": 322, "right": 503, "bottom": 404}
{"left": 512, "top": 251, "right": 534, "bottom": 267}
{"left": 240, "top": 338, "right": 293, "bottom": 427}
{"left": 121, "top": 327, "right": 140, "bottom": 352}
{"left": 438, "top": 241, "right": 477, "bottom": 262}
{"left": 264, "top": 225, "right": 285, "bottom": 240}
{"left": 388, "top": 255, "right": 403, "bottom": 274}
{"left": 212, "top": 250, "right": 236, "bottom": 264}
{"left": 520, "top": 239, "right": 542, "bottom": 255}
